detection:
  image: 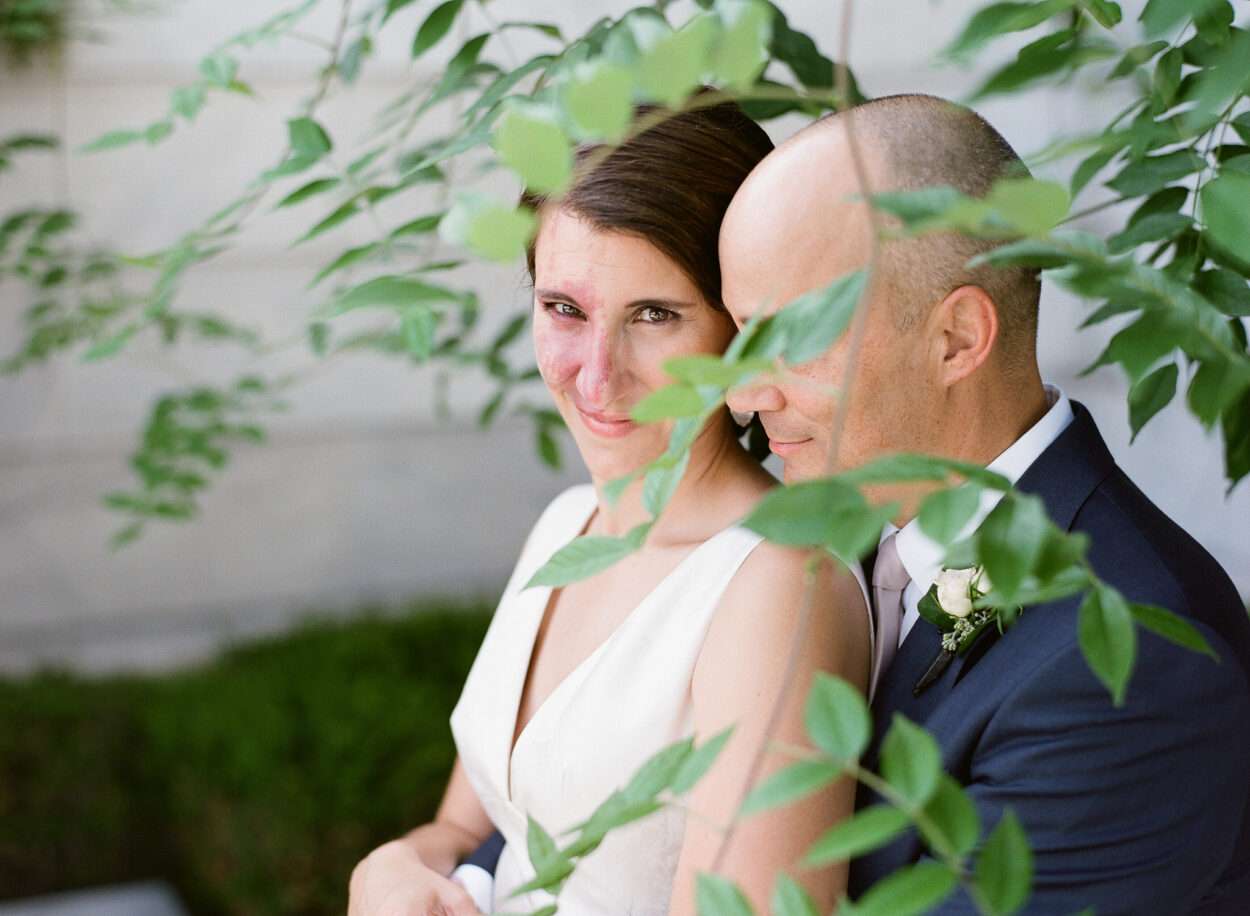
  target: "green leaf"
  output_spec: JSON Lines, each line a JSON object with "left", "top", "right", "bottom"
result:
{"left": 562, "top": 61, "right": 635, "bottom": 142}
{"left": 1201, "top": 172, "right": 1250, "bottom": 267}
{"left": 671, "top": 726, "right": 734, "bottom": 795}
{"left": 841, "top": 453, "right": 1011, "bottom": 491}
{"left": 171, "top": 83, "right": 207, "bottom": 120}
{"left": 1221, "top": 386, "right": 1250, "bottom": 490}
{"left": 779, "top": 270, "right": 867, "bottom": 364}
{"left": 741, "top": 759, "right": 843, "bottom": 815}
{"left": 1187, "top": 357, "right": 1250, "bottom": 429}
{"left": 972, "top": 29, "right": 1114, "bottom": 102}
{"left": 339, "top": 35, "right": 372, "bottom": 83}
{"left": 643, "top": 448, "right": 692, "bottom": 517}
{"left": 439, "top": 192, "right": 537, "bottom": 262}
{"left": 199, "top": 53, "right": 238, "bottom": 87}
{"left": 1195, "top": 269, "right": 1250, "bottom": 317}
{"left": 310, "top": 242, "right": 382, "bottom": 286}
{"left": 710, "top": 0, "right": 772, "bottom": 89}
{"left": 1141, "top": 0, "right": 1225, "bottom": 37}
{"left": 287, "top": 117, "right": 331, "bottom": 158}
{"left": 1109, "top": 39, "right": 1169, "bottom": 79}
{"left": 390, "top": 213, "right": 444, "bottom": 238}
{"left": 428, "top": 33, "right": 492, "bottom": 107}
{"left": 1130, "top": 602, "right": 1219, "bottom": 660}
{"left": 1082, "top": 0, "right": 1123, "bottom": 28}
{"left": 382, "top": 0, "right": 420, "bottom": 22}
{"left": 525, "top": 814, "right": 564, "bottom": 875}
{"left": 637, "top": 14, "right": 716, "bottom": 107}
{"left": 79, "top": 128, "right": 146, "bottom": 153}
{"left": 918, "top": 485, "right": 983, "bottom": 546}
{"left": 1106, "top": 150, "right": 1204, "bottom": 197}
{"left": 1107, "top": 212, "right": 1191, "bottom": 254}
{"left": 696, "top": 874, "right": 755, "bottom": 916}
{"left": 275, "top": 177, "right": 340, "bottom": 208}
{"left": 623, "top": 738, "right": 695, "bottom": 801}
{"left": 492, "top": 102, "right": 573, "bottom": 194}
{"left": 537, "top": 423, "right": 562, "bottom": 469}
{"left": 943, "top": 0, "right": 1075, "bottom": 61}
{"left": 331, "top": 276, "right": 462, "bottom": 314}
{"left": 1150, "top": 47, "right": 1183, "bottom": 111}
{"left": 1078, "top": 584, "right": 1136, "bottom": 705}
{"left": 744, "top": 478, "right": 888, "bottom": 564}
{"left": 803, "top": 805, "right": 910, "bottom": 866}
{"left": 412, "top": 0, "right": 465, "bottom": 59}
{"left": 1083, "top": 310, "right": 1183, "bottom": 383}
{"left": 974, "top": 810, "right": 1033, "bottom": 915}
{"left": 525, "top": 533, "right": 639, "bottom": 588}
{"left": 920, "top": 774, "right": 980, "bottom": 859}
{"left": 1127, "top": 362, "right": 1178, "bottom": 441}
{"left": 804, "top": 672, "right": 871, "bottom": 761}
{"left": 840, "top": 860, "right": 957, "bottom": 916}
{"left": 665, "top": 354, "right": 764, "bottom": 388}
{"left": 975, "top": 495, "right": 1050, "bottom": 600}
{"left": 631, "top": 383, "right": 708, "bottom": 423}
{"left": 879, "top": 715, "right": 942, "bottom": 808}
{"left": 82, "top": 326, "right": 136, "bottom": 361}
{"left": 771, "top": 875, "right": 819, "bottom": 916}
{"left": 401, "top": 306, "right": 438, "bottom": 360}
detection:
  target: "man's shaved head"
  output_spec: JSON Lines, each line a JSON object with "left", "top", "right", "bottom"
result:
{"left": 813, "top": 94, "right": 1041, "bottom": 365}
{"left": 720, "top": 94, "right": 1048, "bottom": 488}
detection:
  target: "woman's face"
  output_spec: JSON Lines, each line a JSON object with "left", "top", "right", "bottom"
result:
{"left": 532, "top": 208, "right": 737, "bottom": 482}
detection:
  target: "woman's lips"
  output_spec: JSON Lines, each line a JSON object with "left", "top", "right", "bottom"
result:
{"left": 768, "top": 437, "right": 812, "bottom": 457}
{"left": 576, "top": 406, "right": 638, "bottom": 438}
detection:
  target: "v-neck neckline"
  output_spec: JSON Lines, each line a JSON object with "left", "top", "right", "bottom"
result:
{"left": 503, "top": 493, "right": 741, "bottom": 804}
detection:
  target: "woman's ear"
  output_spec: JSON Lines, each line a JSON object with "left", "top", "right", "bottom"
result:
{"left": 935, "top": 284, "right": 999, "bottom": 387}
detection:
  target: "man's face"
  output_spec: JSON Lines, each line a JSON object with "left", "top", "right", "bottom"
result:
{"left": 719, "top": 135, "right": 938, "bottom": 484}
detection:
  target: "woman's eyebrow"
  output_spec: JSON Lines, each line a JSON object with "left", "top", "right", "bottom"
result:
{"left": 533, "top": 288, "right": 579, "bottom": 303}
{"left": 626, "top": 297, "right": 697, "bottom": 310}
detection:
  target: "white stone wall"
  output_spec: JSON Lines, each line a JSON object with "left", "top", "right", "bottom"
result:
{"left": 1, "top": 0, "right": 1246, "bottom": 672}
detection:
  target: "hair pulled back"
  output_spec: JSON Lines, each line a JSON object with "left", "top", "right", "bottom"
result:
{"left": 522, "top": 97, "right": 774, "bottom": 312}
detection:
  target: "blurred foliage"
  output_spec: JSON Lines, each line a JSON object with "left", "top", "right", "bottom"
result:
{"left": 0, "top": 602, "right": 491, "bottom": 915}
{"left": 0, "top": 0, "right": 69, "bottom": 61}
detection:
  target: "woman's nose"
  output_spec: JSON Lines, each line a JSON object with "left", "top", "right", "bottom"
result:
{"left": 574, "top": 330, "right": 621, "bottom": 407}
{"left": 726, "top": 373, "right": 786, "bottom": 415}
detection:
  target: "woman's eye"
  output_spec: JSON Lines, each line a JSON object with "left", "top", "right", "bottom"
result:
{"left": 638, "top": 306, "right": 675, "bottom": 324}
{"left": 544, "top": 301, "right": 583, "bottom": 319}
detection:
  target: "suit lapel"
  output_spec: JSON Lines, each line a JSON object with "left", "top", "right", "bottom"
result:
{"left": 865, "top": 401, "right": 1117, "bottom": 762}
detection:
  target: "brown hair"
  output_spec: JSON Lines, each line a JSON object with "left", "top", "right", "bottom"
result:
{"left": 521, "top": 98, "right": 774, "bottom": 312}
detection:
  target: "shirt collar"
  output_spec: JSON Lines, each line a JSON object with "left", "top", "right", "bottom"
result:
{"left": 883, "top": 384, "right": 1075, "bottom": 594}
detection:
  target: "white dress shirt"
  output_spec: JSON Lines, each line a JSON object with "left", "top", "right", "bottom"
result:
{"left": 879, "top": 385, "right": 1075, "bottom": 648}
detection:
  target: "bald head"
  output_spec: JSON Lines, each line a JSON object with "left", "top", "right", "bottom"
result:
{"left": 723, "top": 93, "right": 1041, "bottom": 371}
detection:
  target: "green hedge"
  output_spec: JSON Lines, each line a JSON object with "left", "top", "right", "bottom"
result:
{"left": 0, "top": 602, "right": 492, "bottom": 914}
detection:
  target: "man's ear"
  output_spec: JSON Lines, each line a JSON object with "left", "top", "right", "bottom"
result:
{"left": 936, "top": 285, "right": 998, "bottom": 386}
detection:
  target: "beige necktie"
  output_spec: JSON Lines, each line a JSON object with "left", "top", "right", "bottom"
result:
{"left": 869, "top": 532, "right": 911, "bottom": 700}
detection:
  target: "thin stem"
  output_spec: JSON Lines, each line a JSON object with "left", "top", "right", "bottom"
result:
{"left": 706, "top": 0, "right": 882, "bottom": 887}
{"left": 1060, "top": 195, "right": 1131, "bottom": 225}
{"left": 708, "top": 555, "right": 825, "bottom": 874}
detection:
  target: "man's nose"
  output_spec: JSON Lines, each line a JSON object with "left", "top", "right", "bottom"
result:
{"left": 726, "top": 373, "right": 785, "bottom": 415}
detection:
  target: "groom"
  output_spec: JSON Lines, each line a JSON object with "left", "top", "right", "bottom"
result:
{"left": 716, "top": 94, "right": 1250, "bottom": 912}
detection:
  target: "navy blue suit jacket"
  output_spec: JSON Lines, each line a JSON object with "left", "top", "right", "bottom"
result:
{"left": 848, "top": 402, "right": 1250, "bottom": 913}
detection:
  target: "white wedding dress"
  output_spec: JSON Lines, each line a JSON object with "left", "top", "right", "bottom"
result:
{"left": 450, "top": 484, "right": 772, "bottom": 914}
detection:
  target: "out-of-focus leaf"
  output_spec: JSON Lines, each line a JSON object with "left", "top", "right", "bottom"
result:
{"left": 1078, "top": 584, "right": 1136, "bottom": 705}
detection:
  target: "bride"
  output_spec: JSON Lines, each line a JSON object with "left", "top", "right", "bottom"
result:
{"left": 348, "top": 99, "right": 871, "bottom": 915}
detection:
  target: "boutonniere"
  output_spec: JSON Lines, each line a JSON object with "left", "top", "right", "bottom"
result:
{"left": 912, "top": 567, "right": 1018, "bottom": 696}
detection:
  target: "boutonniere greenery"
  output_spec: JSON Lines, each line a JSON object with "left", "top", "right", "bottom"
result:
{"left": 912, "top": 566, "right": 1020, "bottom": 696}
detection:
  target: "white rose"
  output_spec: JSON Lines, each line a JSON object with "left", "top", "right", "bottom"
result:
{"left": 935, "top": 567, "right": 976, "bottom": 618}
